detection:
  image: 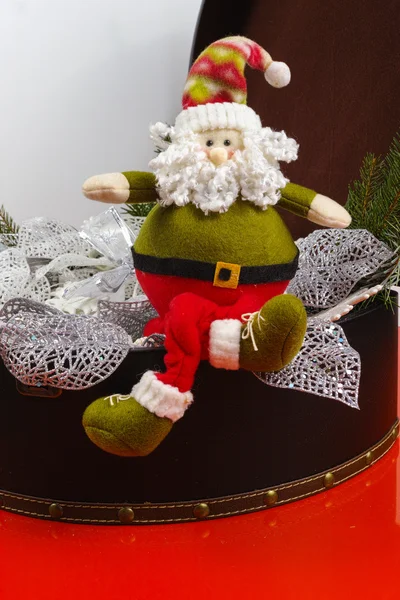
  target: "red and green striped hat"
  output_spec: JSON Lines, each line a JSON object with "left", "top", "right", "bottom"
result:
{"left": 175, "top": 36, "right": 290, "bottom": 134}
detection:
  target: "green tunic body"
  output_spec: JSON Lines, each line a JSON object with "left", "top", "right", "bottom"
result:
{"left": 123, "top": 171, "right": 316, "bottom": 267}
{"left": 135, "top": 200, "right": 298, "bottom": 267}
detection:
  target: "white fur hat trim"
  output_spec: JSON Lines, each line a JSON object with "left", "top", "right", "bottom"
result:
{"left": 174, "top": 102, "right": 262, "bottom": 134}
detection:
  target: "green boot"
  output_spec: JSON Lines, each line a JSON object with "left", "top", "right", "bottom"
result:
{"left": 240, "top": 294, "right": 307, "bottom": 372}
{"left": 83, "top": 395, "right": 173, "bottom": 457}
{"left": 209, "top": 294, "right": 307, "bottom": 373}
{"left": 83, "top": 371, "right": 193, "bottom": 457}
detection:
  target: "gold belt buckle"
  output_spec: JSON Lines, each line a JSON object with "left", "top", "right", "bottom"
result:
{"left": 213, "top": 261, "right": 241, "bottom": 289}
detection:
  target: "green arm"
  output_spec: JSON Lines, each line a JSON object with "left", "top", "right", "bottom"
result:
{"left": 122, "top": 171, "right": 158, "bottom": 204}
{"left": 278, "top": 182, "right": 351, "bottom": 228}
{"left": 82, "top": 170, "right": 158, "bottom": 204}
{"left": 277, "top": 182, "right": 317, "bottom": 218}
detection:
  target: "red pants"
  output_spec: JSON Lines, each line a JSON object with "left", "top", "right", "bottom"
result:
{"left": 143, "top": 291, "right": 271, "bottom": 394}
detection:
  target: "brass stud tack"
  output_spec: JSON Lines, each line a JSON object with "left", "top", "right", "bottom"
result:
{"left": 365, "top": 451, "right": 373, "bottom": 466}
{"left": 49, "top": 503, "right": 63, "bottom": 519}
{"left": 193, "top": 503, "right": 210, "bottom": 519}
{"left": 393, "top": 427, "right": 398, "bottom": 440}
{"left": 263, "top": 490, "right": 278, "bottom": 507}
{"left": 323, "top": 472, "right": 335, "bottom": 489}
{"left": 0, "top": 496, "right": 4, "bottom": 508}
{"left": 118, "top": 507, "right": 135, "bottom": 524}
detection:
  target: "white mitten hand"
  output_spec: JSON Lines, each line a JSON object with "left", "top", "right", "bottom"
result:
{"left": 82, "top": 173, "right": 130, "bottom": 203}
{"left": 308, "top": 194, "right": 352, "bottom": 228}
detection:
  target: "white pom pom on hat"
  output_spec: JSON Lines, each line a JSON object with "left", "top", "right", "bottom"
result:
{"left": 265, "top": 61, "right": 291, "bottom": 88}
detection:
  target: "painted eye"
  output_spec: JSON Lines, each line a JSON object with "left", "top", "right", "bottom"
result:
{"left": 206, "top": 140, "right": 214, "bottom": 147}
{"left": 224, "top": 139, "right": 231, "bottom": 146}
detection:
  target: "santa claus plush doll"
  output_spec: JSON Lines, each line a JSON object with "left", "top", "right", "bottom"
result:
{"left": 82, "top": 36, "right": 351, "bottom": 457}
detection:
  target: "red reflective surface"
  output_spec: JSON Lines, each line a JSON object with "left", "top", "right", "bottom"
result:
{"left": 0, "top": 332, "right": 398, "bottom": 600}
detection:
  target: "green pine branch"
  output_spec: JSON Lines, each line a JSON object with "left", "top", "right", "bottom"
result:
{"left": 154, "top": 131, "right": 172, "bottom": 154}
{"left": 345, "top": 131, "right": 400, "bottom": 308}
{"left": 361, "top": 155, "right": 383, "bottom": 218}
{"left": 124, "top": 202, "right": 155, "bottom": 219}
{"left": 346, "top": 133, "right": 400, "bottom": 250}
{"left": 0, "top": 205, "right": 19, "bottom": 236}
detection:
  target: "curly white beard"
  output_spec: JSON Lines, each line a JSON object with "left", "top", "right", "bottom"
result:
{"left": 149, "top": 125, "right": 299, "bottom": 214}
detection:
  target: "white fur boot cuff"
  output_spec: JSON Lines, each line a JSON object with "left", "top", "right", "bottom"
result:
{"left": 209, "top": 319, "right": 241, "bottom": 370}
{"left": 131, "top": 371, "right": 193, "bottom": 423}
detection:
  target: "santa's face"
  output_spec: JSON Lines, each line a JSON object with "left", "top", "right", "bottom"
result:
{"left": 149, "top": 124, "right": 298, "bottom": 214}
{"left": 196, "top": 128, "right": 244, "bottom": 165}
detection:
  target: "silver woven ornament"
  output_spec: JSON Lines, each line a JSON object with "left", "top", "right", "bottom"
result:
{"left": 98, "top": 297, "right": 157, "bottom": 339}
{"left": 0, "top": 301, "right": 132, "bottom": 390}
{"left": 287, "top": 228, "right": 396, "bottom": 309}
{"left": 0, "top": 249, "right": 51, "bottom": 306}
{"left": 17, "top": 217, "right": 91, "bottom": 258}
{"left": 256, "top": 319, "right": 360, "bottom": 408}
{"left": 0, "top": 298, "right": 60, "bottom": 321}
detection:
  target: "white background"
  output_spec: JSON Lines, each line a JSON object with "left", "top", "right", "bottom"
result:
{"left": 0, "top": 0, "right": 202, "bottom": 227}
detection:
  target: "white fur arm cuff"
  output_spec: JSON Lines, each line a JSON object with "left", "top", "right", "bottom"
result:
{"left": 308, "top": 194, "right": 352, "bottom": 229}
{"left": 82, "top": 173, "right": 130, "bottom": 204}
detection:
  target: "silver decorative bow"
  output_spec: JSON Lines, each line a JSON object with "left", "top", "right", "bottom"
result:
{"left": 63, "top": 207, "right": 142, "bottom": 300}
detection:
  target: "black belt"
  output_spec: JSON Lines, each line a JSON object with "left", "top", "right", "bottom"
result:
{"left": 132, "top": 248, "right": 299, "bottom": 289}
